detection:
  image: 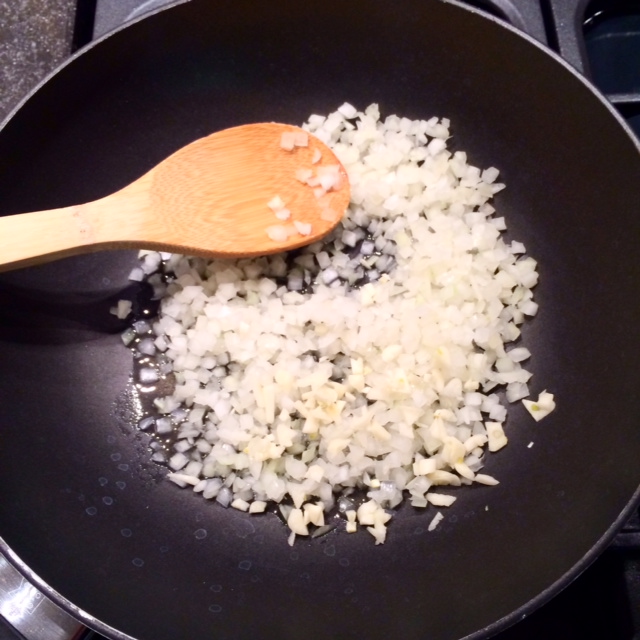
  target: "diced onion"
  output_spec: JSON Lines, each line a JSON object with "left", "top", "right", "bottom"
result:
{"left": 126, "top": 104, "right": 548, "bottom": 546}
{"left": 522, "top": 391, "right": 556, "bottom": 421}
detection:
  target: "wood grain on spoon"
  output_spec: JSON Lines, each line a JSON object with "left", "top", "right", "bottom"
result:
{"left": 0, "top": 123, "right": 350, "bottom": 272}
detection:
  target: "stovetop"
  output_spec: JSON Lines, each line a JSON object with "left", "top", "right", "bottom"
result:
{"left": 0, "top": 1, "right": 639, "bottom": 639}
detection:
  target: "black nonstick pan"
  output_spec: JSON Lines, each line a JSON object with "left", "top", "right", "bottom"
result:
{"left": 1, "top": 1, "right": 640, "bottom": 639}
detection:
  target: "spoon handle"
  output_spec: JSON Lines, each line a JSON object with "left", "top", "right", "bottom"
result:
{"left": 0, "top": 205, "right": 104, "bottom": 272}
{"left": 0, "top": 175, "right": 153, "bottom": 272}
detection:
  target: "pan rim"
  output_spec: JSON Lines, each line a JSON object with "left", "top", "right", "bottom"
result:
{"left": 1, "top": 1, "right": 639, "bottom": 639}
{"left": 0, "top": 0, "right": 190, "bottom": 136}
{"left": 440, "top": 0, "right": 640, "bottom": 151}
{"left": 1, "top": 0, "right": 638, "bottom": 156}
{"left": 1, "top": 485, "right": 639, "bottom": 639}
{"left": 461, "top": 482, "right": 640, "bottom": 639}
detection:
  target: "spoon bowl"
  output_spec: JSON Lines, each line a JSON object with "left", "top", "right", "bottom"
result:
{"left": 0, "top": 123, "right": 350, "bottom": 272}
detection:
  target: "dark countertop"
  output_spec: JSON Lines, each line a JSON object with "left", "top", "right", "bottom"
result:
{"left": 0, "top": 0, "right": 76, "bottom": 124}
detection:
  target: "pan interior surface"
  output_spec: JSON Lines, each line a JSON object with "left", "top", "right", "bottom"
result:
{"left": 0, "top": 1, "right": 639, "bottom": 639}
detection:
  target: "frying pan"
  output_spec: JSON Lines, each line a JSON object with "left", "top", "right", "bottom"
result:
{"left": 1, "top": 1, "right": 639, "bottom": 639}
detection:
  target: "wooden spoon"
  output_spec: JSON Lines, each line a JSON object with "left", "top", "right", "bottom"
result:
{"left": 0, "top": 123, "right": 350, "bottom": 272}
